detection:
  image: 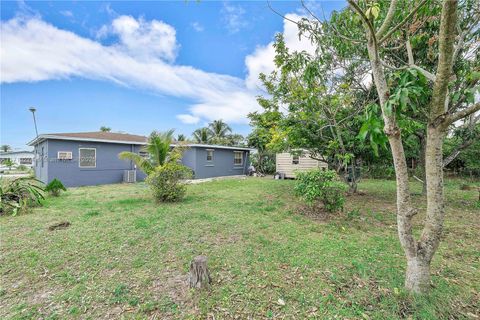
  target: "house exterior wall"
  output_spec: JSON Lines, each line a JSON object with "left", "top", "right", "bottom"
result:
{"left": 276, "top": 152, "right": 328, "bottom": 178}
{"left": 33, "top": 141, "right": 49, "bottom": 183}
{"left": 185, "top": 147, "right": 250, "bottom": 179}
{"left": 0, "top": 151, "right": 34, "bottom": 167}
{"left": 35, "top": 139, "right": 145, "bottom": 187}
{"left": 32, "top": 139, "right": 250, "bottom": 187}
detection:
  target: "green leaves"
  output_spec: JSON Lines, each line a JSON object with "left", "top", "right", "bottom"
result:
{"left": 365, "top": 3, "right": 380, "bottom": 20}
{"left": 358, "top": 104, "right": 388, "bottom": 157}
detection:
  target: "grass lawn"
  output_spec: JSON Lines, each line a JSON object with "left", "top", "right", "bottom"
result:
{"left": 1, "top": 178, "right": 479, "bottom": 319}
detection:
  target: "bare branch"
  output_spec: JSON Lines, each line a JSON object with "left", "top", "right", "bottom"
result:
{"left": 267, "top": 1, "right": 300, "bottom": 26}
{"left": 376, "top": 0, "right": 399, "bottom": 39}
{"left": 406, "top": 39, "right": 415, "bottom": 65}
{"left": 411, "top": 65, "right": 436, "bottom": 82}
{"left": 445, "top": 102, "right": 480, "bottom": 126}
{"left": 378, "top": 0, "right": 429, "bottom": 45}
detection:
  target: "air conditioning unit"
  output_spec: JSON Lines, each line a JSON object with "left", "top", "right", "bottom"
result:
{"left": 123, "top": 170, "right": 136, "bottom": 183}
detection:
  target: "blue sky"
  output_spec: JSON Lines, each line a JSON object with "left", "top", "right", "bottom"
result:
{"left": 1, "top": 1, "right": 345, "bottom": 150}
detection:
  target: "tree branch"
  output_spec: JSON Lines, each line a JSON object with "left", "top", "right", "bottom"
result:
{"left": 347, "top": 0, "right": 377, "bottom": 46}
{"left": 378, "top": 0, "right": 429, "bottom": 45}
{"left": 445, "top": 102, "right": 480, "bottom": 126}
{"left": 376, "top": 0, "right": 399, "bottom": 39}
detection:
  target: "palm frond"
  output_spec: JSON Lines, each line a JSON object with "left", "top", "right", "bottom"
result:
{"left": 119, "top": 152, "right": 154, "bottom": 175}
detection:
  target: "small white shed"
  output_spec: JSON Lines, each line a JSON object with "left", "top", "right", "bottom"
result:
{"left": 275, "top": 152, "right": 328, "bottom": 178}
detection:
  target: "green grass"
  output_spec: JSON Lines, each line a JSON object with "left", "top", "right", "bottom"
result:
{"left": 1, "top": 178, "right": 478, "bottom": 319}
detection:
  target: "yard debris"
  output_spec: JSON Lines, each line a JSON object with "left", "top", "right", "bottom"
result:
{"left": 277, "top": 298, "right": 286, "bottom": 306}
{"left": 48, "top": 221, "right": 71, "bottom": 231}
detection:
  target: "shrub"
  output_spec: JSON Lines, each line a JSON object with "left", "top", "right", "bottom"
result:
{"left": 0, "top": 177, "right": 45, "bottom": 215}
{"left": 294, "top": 169, "right": 347, "bottom": 213}
{"left": 45, "top": 178, "right": 67, "bottom": 197}
{"left": 249, "top": 152, "right": 276, "bottom": 174}
{"left": 146, "top": 162, "right": 193, "bottom": 202}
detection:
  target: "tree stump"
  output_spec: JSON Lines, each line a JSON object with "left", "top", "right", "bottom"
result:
{"left": 188, "top": 255, "right": 211, "bottom": 289}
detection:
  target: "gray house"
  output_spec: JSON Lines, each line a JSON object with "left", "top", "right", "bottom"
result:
{"left": 28, "top": 132, "right": 251, "bottom": 187}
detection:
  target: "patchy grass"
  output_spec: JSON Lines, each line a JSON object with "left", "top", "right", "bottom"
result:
{"left": 0, "top": 178, "right": 478, "bottom": 319}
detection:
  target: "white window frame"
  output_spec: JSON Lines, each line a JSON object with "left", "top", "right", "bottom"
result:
{"left": 57, "top": 151, "right": 73, "bottom": 160}
{"left": 79, "top": 148, "right": 96, "bottom": 168}
{"left": 233, "top": 151, "right": 243, "bottom": 166}
{"left": 20, "top": 158, "right": 33, "bottom": 165}
{"left": 206, "top": 149, "right": 214, "bottom": 162}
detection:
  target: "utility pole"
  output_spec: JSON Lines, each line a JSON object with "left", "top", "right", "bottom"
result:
{"left": 29, "top": 107, "right": 38, "bottom": 138}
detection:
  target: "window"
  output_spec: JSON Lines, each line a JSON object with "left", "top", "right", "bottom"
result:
{"left": 20, "top": 158, "right": 33, "bottom": 165}
{"left": 206, "top": 149, "right": 214, "bottom": 162}
{"left": 234, "top": 151, "right": 243, "bottom": 166}
{"left": 292, "top": 155, "right": 299, "bottom": 165}
{"left": 79, "top": 148, "right": 96, "bottom": 168}
{"left": 57, "top": 151, "right": 73, "bottom": 160}
{"left": 139, "top": 151, "right": 149, "bottom": 159}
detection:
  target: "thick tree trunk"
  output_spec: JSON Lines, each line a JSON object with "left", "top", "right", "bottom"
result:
{"left": 405, "top": 257, "right": 430, "bottom": 292}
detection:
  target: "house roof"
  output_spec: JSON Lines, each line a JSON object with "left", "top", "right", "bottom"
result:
{"left": 27, "top": 132, "right": 254, "bottom": 151}
{"left": 0, "top": 150, "right": 34, "bottom": 155}
{"left": 177, "top": 144, "right": 253, "bottom": 151}
{"left": 27, "top": 132, "right": 148, "bottom": 146}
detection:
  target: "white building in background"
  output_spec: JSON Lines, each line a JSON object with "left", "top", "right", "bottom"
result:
{"left": 0, "top": 150, "right": 34, "bottom": 168}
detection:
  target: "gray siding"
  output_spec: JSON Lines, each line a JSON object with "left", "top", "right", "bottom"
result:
{"left": 33, "top": 140, "right": 49, "bottom": 184}
{"left": 37, "top": 139, "right": 145, "bottom": 187}
{"left": 33, "top": 139, "right": 250, "bottom": 187}
{"left": 184, "top": 147, "right": 249, "bottom": 179}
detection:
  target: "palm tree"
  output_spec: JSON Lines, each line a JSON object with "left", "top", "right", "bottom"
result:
{"left": 119, "top": 130, "right": 175, "bottom": 175}
{"left": 176, "top": 134, "right": 186, "bottom": 142}
{"left": 100, "top": 126, "right": 111, "bottom": 132}
{"left": 3, "top": 159, "right": 14, "bottom": 170}
{"left": 1, "top": 145, "right": 12, "bottom": 152}
{"left": 208, "top": 120, "right": 232, "bottom": 139}
{"left": 192, "top": 128, "right": 212, "bottom": 143}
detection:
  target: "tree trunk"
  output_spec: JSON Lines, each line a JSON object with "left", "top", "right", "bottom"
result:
{"left": 349, "top": 0, "right": 459, "bottom": 294}
{"left": 418, "top": 134, "right": 427, "bottom": 195}
{"left": 405, "top": 257, "right": 430, "bottom": 292}
{"left": 188, "top": 255, "right": 211, "bottom": 289}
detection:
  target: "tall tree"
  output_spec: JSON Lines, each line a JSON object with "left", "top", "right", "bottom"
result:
{"left": 208, "top": 120, "right": 232, "bottom": 142}
{"left": 100, "top": 126, "right": 111, "bottom": 132}
{"left": 271, "top": 0, "right": 479, "bottom": 292}
{"left": 176, "top": 134, "right": 186, "bottom": 142}
{"left": 192, "top": 128, "right": 212, "bottom": 144}
{"left": 338, "top": 0, "right": 479, "bottom": 292}
{"left": 1, "top": 145, "right": 12, "bottom": 152}
{"left": 119, "top": 130, "right": 175, "bottom": 175}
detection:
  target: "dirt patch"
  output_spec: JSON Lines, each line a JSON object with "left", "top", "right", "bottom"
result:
{"left": 48, "top": 221, "right": 71, "bottom": 231}
{"left": 150, "top": 271, "right": 198, "bottom": 318}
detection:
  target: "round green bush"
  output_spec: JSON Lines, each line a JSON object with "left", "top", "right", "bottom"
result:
{"left": 294, "top": 169, "right": 347, "bottom": 213}
{"left": 146, "top": 162, "right": 193, "bottom": 202}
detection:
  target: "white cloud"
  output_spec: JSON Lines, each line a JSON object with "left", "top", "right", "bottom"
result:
{"left": 60, "top": 10, "right": 73, "bottom": 18}
{"left": 221, "top": 2, "right": 248, "bottom": 34}
{"left": 191, "top": 22, "right": 204, "bottom": 32}
{"left": 98, "top": 15, "right": 179, "bottom": 62}
{"left": 1, "top": 12, "right": 316, "bottom": 125}
{"left": 245, "top": 13, "right": 316, "bottom": 90}
{"left": 0, "top": 16, "right": 260, "bottom": 124}
{"left": 177, "top": 114, "right": 200, "bottom": 124}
